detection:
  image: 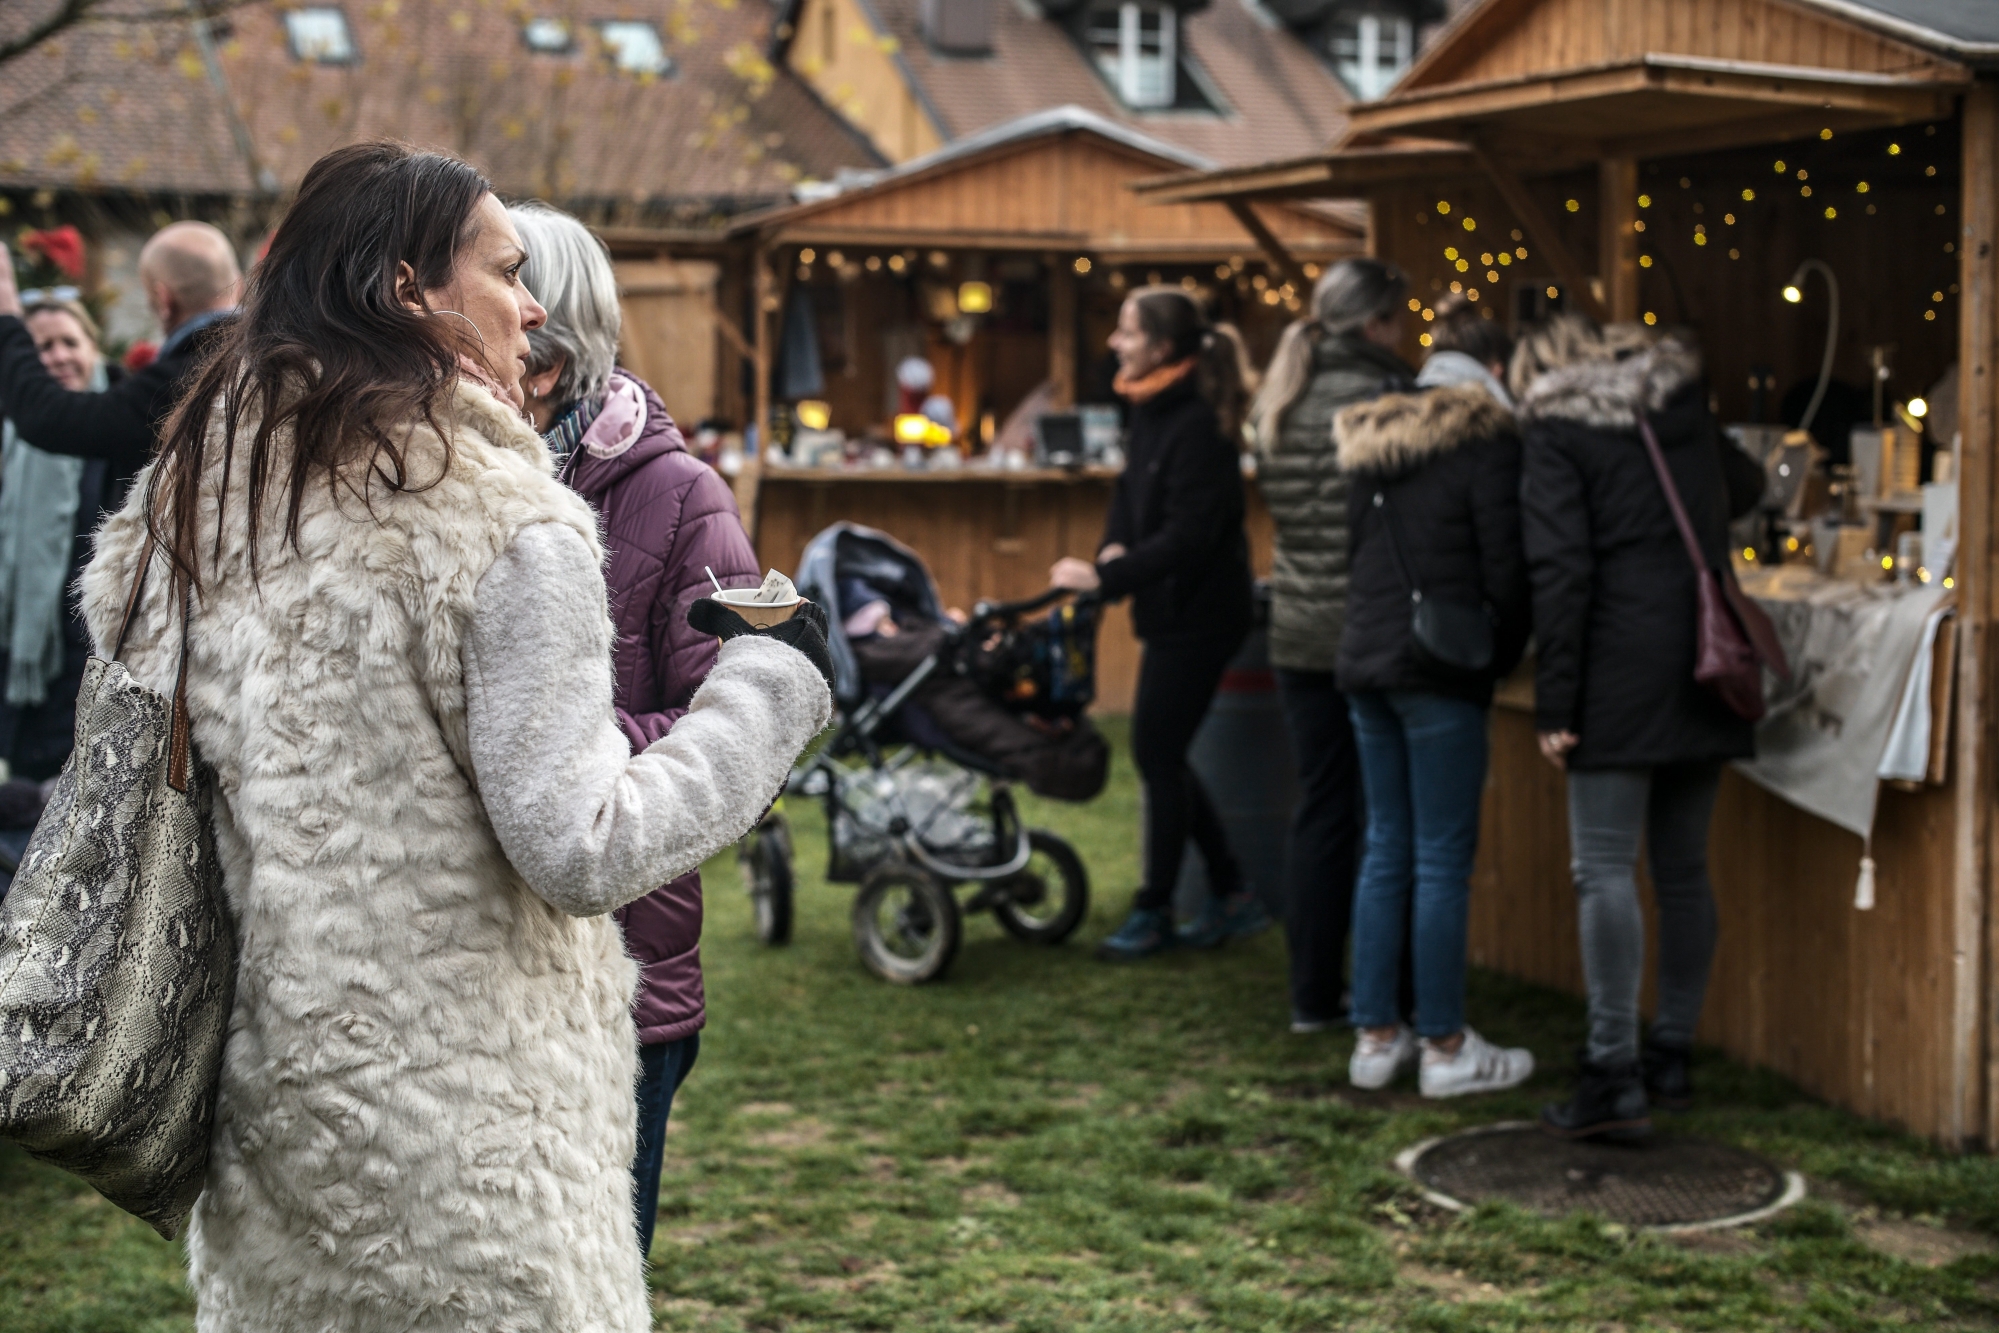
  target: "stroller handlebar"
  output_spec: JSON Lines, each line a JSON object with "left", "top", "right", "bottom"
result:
{"left": 966, "top": 586, "right": 1097, "bottom": 627}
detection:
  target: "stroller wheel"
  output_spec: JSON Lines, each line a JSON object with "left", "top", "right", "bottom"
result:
{"left": 993, "top": 830, "right": 1090, "bottom": 945}
{"left": 740, "top": 816, "right": 794, "bottom": 945}
{"left": 852, "top": 862, "right": 961, "bottom": 984}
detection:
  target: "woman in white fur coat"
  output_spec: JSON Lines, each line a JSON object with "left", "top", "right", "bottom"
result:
{"left": 80, "top": 142, "right": 832, "bottom": 1331}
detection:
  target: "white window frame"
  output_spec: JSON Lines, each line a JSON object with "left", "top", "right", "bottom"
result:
{"left": 1088, "top": 3, "right": 1177, "bottom": 111}
{"left": 1330, "top": 11, "right": 1412, "bottom": 101}
{"left": 283, "top": 7, "right": 357, "bottom": 64}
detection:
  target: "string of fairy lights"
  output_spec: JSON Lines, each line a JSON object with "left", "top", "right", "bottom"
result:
{"left": 1411, "top": 123, "right": 1956, "bottom": 342}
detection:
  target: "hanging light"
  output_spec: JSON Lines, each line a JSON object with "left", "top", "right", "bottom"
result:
{"left": 1909, "top": 397, "right": 1930, "bottom": 418}
{"left": 1783, "top": 260, "right": 1841, "bottom": 436}
{"left": 956, "top": 281, "right": 993, "bottom": 314}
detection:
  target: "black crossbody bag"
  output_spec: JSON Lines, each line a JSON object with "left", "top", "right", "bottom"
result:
{"left": 1370, "top": 488, "right": 1495, "bottom": 676}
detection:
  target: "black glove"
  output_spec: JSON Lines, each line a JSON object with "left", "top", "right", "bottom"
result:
{"left": 688, "top": 597, "right": 836, "bottom": 690}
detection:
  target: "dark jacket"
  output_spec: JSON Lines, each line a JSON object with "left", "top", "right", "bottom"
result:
{"left": 1520, "top": 340, "right": 1766, "bottom": 770}
{"left": 0, "top": 311, "right": 229, "bottom": 506}
{"left": 1333, "top": 382, "right": 1530, "bottom": 706}
{"left": 1260, "top": 332, "right": 1415, "bottom": 672}
{"left": 560, "top": 369, "right": 759, "bottom": 1045}
{"left": 1096, "top": 376, "right": 1253, "bottom": 643}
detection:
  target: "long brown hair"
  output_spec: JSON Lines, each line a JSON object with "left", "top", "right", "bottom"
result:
{"left": 1250, "top": 257, "right": 1406, "bottom": 449}
{"left": 1126, "top": 286, "right": 1256, "bottom": 443}
{"left": 148, "top": 141, "right": 494, "bottom": 601}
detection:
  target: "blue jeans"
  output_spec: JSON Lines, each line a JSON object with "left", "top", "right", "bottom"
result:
{"left": 633, "top": 1034, "right": 700, "bottom": 1257}
{"left": 1347, "top": 691, "right": 1490, "bottom": 1039}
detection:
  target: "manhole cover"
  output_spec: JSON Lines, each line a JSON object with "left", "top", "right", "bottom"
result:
{"left": 1397, "top": 1122, "right": 1805, "bottom": 1231}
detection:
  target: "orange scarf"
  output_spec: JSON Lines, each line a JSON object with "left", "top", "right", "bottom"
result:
{"left": 1113, "top": 356, "right": 1196, "bottom": 404}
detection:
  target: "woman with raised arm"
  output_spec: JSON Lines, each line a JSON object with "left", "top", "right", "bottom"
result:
{"left": 80, "top": 142, "right": 832, "bottom": 1332}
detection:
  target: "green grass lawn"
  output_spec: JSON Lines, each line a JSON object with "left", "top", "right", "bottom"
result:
{"left": 8, "top": 717, "right": 1999, "bottom": 1330}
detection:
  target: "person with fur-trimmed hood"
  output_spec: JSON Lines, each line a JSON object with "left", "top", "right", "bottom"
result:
{"left": 1516, "top": 316, "right": 1764, "bottom": 1143}
{"left": 1334, "top": 302, "right": 1534, "bottom": 1100}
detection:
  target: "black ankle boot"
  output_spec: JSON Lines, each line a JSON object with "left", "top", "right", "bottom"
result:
{"left": 1641, "top": 1038, "right": 1694, "bottom": 1111}
{"left": 1540, "top": 1053, "right": 1651, "bottom": 1142}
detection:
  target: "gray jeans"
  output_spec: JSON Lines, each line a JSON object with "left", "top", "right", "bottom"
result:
{"left": 1567, "top": 763, "right": 1722, "bottom": 1066}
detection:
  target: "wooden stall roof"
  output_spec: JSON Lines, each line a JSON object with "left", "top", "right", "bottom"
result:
{"left": 730, "top": 105, "right": 1363, "bottom": 260}
{"left": 1135, "top": 0, "right": 1982, "bottom": 208}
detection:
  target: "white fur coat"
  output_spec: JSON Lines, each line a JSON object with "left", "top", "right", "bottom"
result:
{"left": 81, "top": 382, "right": 828, "bottom": 1332}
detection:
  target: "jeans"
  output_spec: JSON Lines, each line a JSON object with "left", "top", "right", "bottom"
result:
{"left": 1276, "top": 668, "right": 1365, "bottom": 1021}
{"left": 1347, "top": 691, "right": 1490, "bottom": 1039}
{"left": 1567, "top": 764, "right": 1722, "bottom": 1066}
{"left": 1130, "top": 632, "right": 1247, "bottom": 913}
{"left": 633, "top": 1033, "right": 701, "bottom": 1257}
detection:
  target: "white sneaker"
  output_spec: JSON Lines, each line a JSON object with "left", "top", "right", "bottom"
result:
{"left": 1419, "top": 1027, "right": 1535, "bottom": 1098}
{"left": 1348, "top": 1025, "right": 1418, "bottom": 1090}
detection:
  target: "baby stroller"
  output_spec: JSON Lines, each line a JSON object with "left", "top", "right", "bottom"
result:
{"left": 738, "top": 522, "right": 1105, "bottom": 983}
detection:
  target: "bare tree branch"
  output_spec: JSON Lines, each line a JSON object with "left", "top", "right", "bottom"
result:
{"left": 0, "top": 0, "right": 258, "bottom": 68}
{"left": 0, "top": 0, "right": 99, "bottom": 69}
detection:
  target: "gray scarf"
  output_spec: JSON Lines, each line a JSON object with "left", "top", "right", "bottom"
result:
{"left": 0, "top": 360, "right": 106, "bottom": 705}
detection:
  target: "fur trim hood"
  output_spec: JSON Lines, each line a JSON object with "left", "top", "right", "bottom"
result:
{"left": 1518, "top": 338, "right": 1702, "bottom": 430}
{"left": 1334, "top": 381, "right": 1513, "bottom": 476}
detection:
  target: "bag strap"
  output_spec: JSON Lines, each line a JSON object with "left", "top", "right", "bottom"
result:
{"left": 109, "top": 539, "right": 196, "bottom": 795}
{"left": 1636, "top": 418, "right": 1711, "bottom": 578}
{"left": 1370, "top": 489, "right": 1425, "bottom": 605}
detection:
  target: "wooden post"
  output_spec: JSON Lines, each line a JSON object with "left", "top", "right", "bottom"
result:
{"left": 1598, "top": 154, "right": 1640, "bottom": 324}
{"left": 743, "top": 243, "right": 778, "bottom": 535}
{"left": 1049, "top": 253, "right": 1078, "bottom": 410}
{"left": 1469, "top": 141, "right": 1609, "bottom": 322}
{"left": 1962, "top": 81, "right": 1999, "bottom": 1151}
{"left": 1225, "top": 199, "right": 1309, "bottom": 295}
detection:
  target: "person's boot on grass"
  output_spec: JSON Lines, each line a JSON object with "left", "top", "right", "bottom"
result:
{"left": 1097, "top": 907, "right": 1176, "bottom": 961}
{"left": 1541, "top": 1053, "right": 1652, "bottom": 1141}
{"left": 1641, "top": 1036, "right": 1694, "bottom": 1111}
{"left": 1177, "top": 890, "right": 1273, "bottom": 949}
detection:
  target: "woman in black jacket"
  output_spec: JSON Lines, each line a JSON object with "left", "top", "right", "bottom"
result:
{"left": 1051, "top": 287, "right": 1260, "bottom": 960}
{"left": 1517, "top": 318, "right": 1765, "bottom": 1140}
{"left": 1334, "top": 336, "right": 1534, "bottom": 1099}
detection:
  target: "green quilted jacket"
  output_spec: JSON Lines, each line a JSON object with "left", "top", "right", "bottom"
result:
{"left": 1258, "top": 332, "right": 1415, "bottom": 672}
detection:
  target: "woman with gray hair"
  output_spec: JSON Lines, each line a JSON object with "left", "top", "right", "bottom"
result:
{"left": 508, "top": 201, "right": 762, "bottom": 1255}
{"left": 1247, "top": 258, "right": 1415, "bottom": 1035}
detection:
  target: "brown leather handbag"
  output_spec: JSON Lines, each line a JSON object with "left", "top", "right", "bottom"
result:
{"left": 1638, "top": 419, "right": 1790, "bottom": 721}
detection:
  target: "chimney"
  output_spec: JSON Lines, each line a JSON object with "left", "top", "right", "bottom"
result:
{"left": 921, "top": 0, "right": 995, "bottom": 54}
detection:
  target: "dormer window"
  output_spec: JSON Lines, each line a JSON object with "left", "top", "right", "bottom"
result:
{"left": 522, "top": 18, "right": 574, "bottom": 54}
{"left": 1086, "top": 3, "right": 1176, "bottom": 109}
{"left": 596, "top": 20, "right": 674, "bottom": 77}
{"left": 1329, "top": 10, "right": 1412, "bottom": 100}
{"left": 284, "top": 7, "right": 357, "bottom": 64}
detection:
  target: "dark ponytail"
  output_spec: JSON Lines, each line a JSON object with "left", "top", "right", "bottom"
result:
{"left": 1128, "top": 286, "right": 1258, "bottom": 444}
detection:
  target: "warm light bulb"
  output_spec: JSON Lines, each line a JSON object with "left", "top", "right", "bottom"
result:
{"left": 1882, "top": 555, "right": 1895, "bottom": 570}
{"left": 956, "top": 281, "right": 993, "bottom": 314}
{"left": 1782, "top": 285, "right": 1803, "bottom": 303}
{"left": 894, "top": 414, "right": 930, "bottom": 445}
{"left": 1909, "top": 397, "right": 1929, "bottom": 418}
{"left": 1072, "top": 257, "right": 1092, "bottom": 275}
{"left": 795, "top": 400, "right": 831, "bottom": 431}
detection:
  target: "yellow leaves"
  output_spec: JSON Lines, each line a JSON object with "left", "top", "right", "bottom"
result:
{"left": 119, "top": 157, "right": 149, "bottom": 183}
{"left": 74, "top": 153, "right": 102, "bottom": 186}
{"left": 502, "top": 117, "right": 527, "bottom": 139}
{"left": 422, "top": 85, "right": 446, "bottom": 104}
{"left": 112, "top": 40, "right": 134, "bottom": 60}
{"left": 450, "top": 11, "right": 472, "bottom": 33}
{"left": 44, "top": 136, "right": 81, "bottom": 168}
{"left": 176, "top": 48, "right": 206, "bottom": 80}
{"left": 278, "top": 125, "right": 301, "bottom": 143}
{"left": 665, "top": 9, "right": 700, "bottom": 45}
{"left": 552, "top": 66, "right": 575, "bottom": 88}
{"left": 368, "top": 0, "right": 401, "bottom": 16}
{"left": 726, "top": 42, "right": 776, "bottom": 94}
{"left": 321, "top": 95, "right": 346, "bottom": 122}
{"left": 876, "top": 33, "right": 899, "bottom": 53}
{"left": 77, "top": 106, "right": 100, "bottom": 126}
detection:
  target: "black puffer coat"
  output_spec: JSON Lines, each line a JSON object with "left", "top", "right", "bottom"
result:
{"left": 1519, "top": 339, "right": 1766, "bottom": 770}
{"left": 1259, "top": 333, "right": 1416, "bottom": 672}
{"left": 1333, "top": 382, "right": 1530, "bottom": 706}
{"left": 1097, "top": 375, "right": 1253, "bottom": 643}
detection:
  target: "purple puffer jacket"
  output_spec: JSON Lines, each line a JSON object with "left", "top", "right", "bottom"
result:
{"left": 562, "top": 369, "right": 759, "bottom": 1045}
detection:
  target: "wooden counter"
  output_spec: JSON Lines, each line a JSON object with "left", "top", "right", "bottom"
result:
{"left": 1477, "top": 685, "right": 1964, "bottom": 1141}
{"left": 750, "top": 462, "right": 1274, "bottom": 711}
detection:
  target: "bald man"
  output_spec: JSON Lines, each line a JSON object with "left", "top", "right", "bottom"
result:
{"left": 0, "top": 219, "right": 241, "bottom": 504}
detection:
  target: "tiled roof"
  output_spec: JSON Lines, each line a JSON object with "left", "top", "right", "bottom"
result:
{"left": 0, "top": 0, "right": 881, "bottom": 219}
{"left": 842, "top": 0, "right": 1352, "bottom": 167}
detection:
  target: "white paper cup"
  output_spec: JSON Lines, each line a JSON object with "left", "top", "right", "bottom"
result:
{"left": 713, "top": 588, "right": 802, "bottom": 629}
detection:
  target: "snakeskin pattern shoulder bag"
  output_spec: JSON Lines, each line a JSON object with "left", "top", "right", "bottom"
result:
{"left": 0, "top": 545, "right": 233, "bottom": 1239}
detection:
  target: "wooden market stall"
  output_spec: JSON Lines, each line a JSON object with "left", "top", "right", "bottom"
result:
{"left": 1138, "top": 0, "right": 1999, "bottom": 1145}
{"left": 729, "top": 106, "right": 1360, "bottom": 708}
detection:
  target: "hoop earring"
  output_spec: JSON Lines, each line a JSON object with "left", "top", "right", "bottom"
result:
{"left": 430, "top": 308, "right": 488, "bottom": 360}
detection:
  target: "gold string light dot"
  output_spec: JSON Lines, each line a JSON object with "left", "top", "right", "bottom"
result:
{"left": 1498, "top": 252, "right": 1512, "bottom": 266}
{"left": 1407, "top": 297, "right": 1422, "bottom": 311}
{"left": 1934, "top": 291, "right": 1945, "bottom": 301}
{"left": 1643, "top": 312, "right": 1658, "bottom": 325}
{"left": 1856, "top": 181, "right": 1870, "bottom": 193}
{"left": 1639, "top": 255, "right": 1653, "bottom": 267}
{"left": 1445, "top": 246, "right": 1459, "bottom": 259}
{"left": 799, "top": 247, "right": 816, "bottom": 263}
{"left": 1728, "top": 248, "right": 1741, "bottom": 259}
{"left": 1637, "top": 194, "right": 1652, "bottom": 208}
{"left": 1889, "top": 143, "right": 1902, "bottom": 154}
{"left": 1546, "top": 285, "right": 1559, "bottom": 299}
{"left": 1824, "top": 206, "right": 1837, "bottom": 219}
{"left": 1634, "top": 220, "right": 1647, "bottom": 232}
{"left": 1773, "top": 159, "right": 1786, "bottom": 172}
{"left": 1926, "top": 165, "right": 1938, "bottom": 177}
{"left": 1421, "top": 307, "right": 1435, "bottom": 321}
{"left": 1480, "top": 252, "right": 1494, "bottom": 265}
{"left": 1820, "top": 128, "right": 1833, "bottom": 140}
{"left": 1462, "top": 217, "right": 1477, "bottom": 231}
{"left": 1724, "top": 212, "right": 1736, "bottom": 224}
{"left": 1456, "top": 258, "right": 1469, "bottom": 272}
{"left": 1486, "top": 270, "right": 1499, "bottom": 283}
{"left": 1515, "top": 246, "right": 1528, "bottom": 259}
{"left": 1564, "top": 198, "right": 1580, "bottom": 212}
{"left": 1436, "top": 200, "right": 1451, "bottom": 214}
{"left": 1419, "top": 332, "right": 1433, "bottom": 347}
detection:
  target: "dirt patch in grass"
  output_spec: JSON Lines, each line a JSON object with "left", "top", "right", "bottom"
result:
{"left": 1855, "top": 1215, "right": 1999, "bottom": 1268}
